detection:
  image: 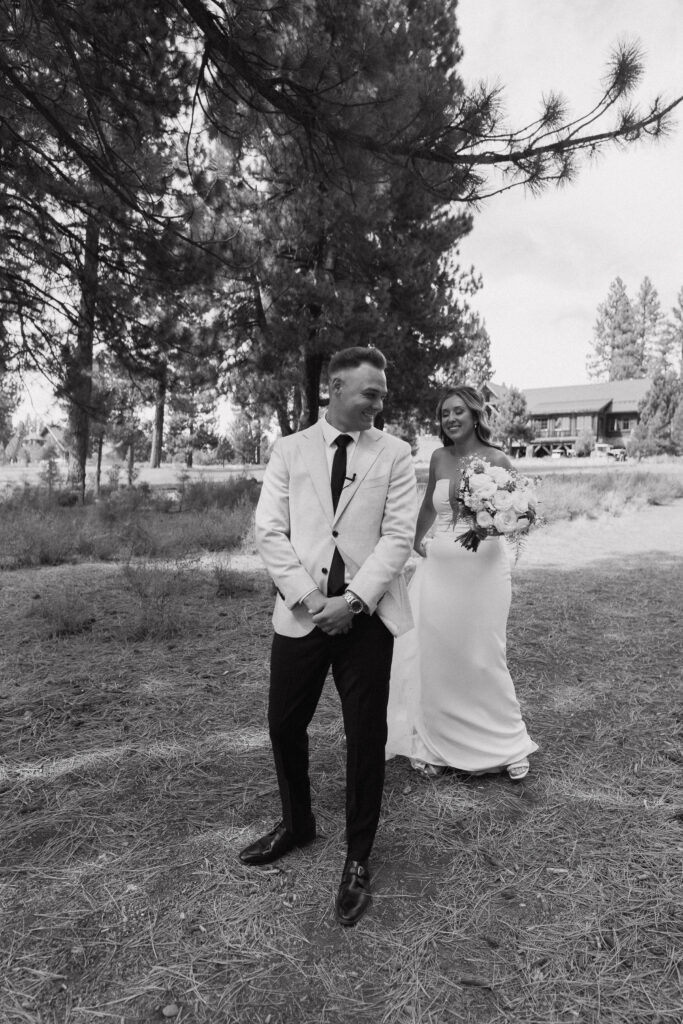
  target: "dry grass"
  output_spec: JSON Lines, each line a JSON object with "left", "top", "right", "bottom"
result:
{"left": 0, "top": 479, "right": 259, "bottom": 570}
{"left": 1, "top": 525, "right": 682, "bottom": 1022}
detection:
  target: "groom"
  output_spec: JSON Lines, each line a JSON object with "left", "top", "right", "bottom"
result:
{"left": 239, "top": 346, "right": 417, "bottom": 926}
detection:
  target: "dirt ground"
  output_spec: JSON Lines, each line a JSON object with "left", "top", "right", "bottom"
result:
{"left": 2, "top": 499, "right": 682, "bottom": 1024}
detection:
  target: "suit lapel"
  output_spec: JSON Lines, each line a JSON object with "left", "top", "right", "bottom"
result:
{"left": 300, "top": 423, "right": 335, "bottom": 521}
{"left": 333, "top": 429, "right": 384, "bottom": 523}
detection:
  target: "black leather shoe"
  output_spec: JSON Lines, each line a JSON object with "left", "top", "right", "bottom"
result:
{"left": 238, "top": 819, "right": 315, "bottom": 866}
{"left": 335, "top": 859, "right": 371, "bottom": 926}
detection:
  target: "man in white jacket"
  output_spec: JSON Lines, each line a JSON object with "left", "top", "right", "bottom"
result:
{"left": 239, "top": 346, "right": 417, "bottom": 926}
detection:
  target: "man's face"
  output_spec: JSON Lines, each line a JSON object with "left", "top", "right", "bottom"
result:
{"left": 328, "top": 363, "right": 388, "bottom": 432}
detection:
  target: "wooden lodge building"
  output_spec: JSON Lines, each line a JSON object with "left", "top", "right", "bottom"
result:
{"left": 484, "top": 378, "right": 651, "bottom": 458}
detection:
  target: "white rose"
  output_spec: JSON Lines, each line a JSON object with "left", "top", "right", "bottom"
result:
{"left": 495, "top": 508, "right": 522, "bottom": 534}
{"left": 487, "top": 465, "right": 510, "bottom": 485}
{"left": 476, "top": 509, "right": 495, "bottom": 529}
{"left": 491, "top": 489, "right": 514, "bottom": 511}
{"left": 512, "top": 491, "right": 529, "bottom": 514}
{"left": 468, "top": 475, "right": 497, "bottom": 499}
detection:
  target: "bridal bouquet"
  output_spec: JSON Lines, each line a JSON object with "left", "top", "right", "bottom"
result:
{"left": 454, "top": 457, "right": 540, "bottom": 552}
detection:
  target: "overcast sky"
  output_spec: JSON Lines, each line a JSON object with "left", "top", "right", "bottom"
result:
{"left": 456, "top": 0, "right": 683, "bottom": 389}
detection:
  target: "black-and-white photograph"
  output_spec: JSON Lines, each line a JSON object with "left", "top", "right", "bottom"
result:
{"left": 1, "top": 2, "right": 681, "bottom": 1021}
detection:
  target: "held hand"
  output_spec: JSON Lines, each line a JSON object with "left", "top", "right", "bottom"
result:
{"left": 414, "top": 538, "right": 429, "bottom": 558}
{"left": 310, "top": 597, "right": 354, "bottom": 635}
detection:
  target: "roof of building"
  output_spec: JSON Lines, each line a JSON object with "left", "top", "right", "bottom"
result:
{"left": 528, "top": 398, "right": 611, "bottom": 415}
{"left": 523, "top": 378, "right": 651, "bottom": 416}
{"left": 3, "top": 423, "right": 68, "bottom": 460}
{"left": 483, "top": 382, "right": 509, "bottom": 401}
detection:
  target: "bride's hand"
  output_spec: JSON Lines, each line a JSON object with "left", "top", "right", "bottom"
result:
{"left": 414, "top": 539, "right": 429, "bottom": 558}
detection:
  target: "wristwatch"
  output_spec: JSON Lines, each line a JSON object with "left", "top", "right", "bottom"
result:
{"left": 343, "top": 591, "right": 364, "bottom": 615}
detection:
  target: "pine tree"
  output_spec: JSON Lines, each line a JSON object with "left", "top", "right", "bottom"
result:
{"left": 221, "top": 0, "right": 475, "bottom": 432}
{"left": 453, "top": 315, "right": 493, "bottom": 390}
{"left": 587, "top": 278, "right": 646, "bottom": 381}
{"left": 627, "top": 371, "right": 683, "bottom": 456}
{"left": 176, "top": 0, "right": 683, "bottom": 201}
{"left": 490, "top": 387, "right": 533, "bottom": 454}
{"left": 0, "top": 2, "right": 201, "bottom": 489}
{"left": 670, "top": 399, "right": 683, "bottom": 455}
{"left": 634, "top": 277, "right": 666, "bottom": 375}
{"left": 661, "top": 287, "right": 683, "bottom": 374}
{"left": 0, "top": 375, "right": 19, "bottom": 448}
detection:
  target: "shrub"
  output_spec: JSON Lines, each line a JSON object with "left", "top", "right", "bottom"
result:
{"left": 177, "top": 475, "right": 261, "bottom": 512}
{"left": 573, "top": 428, "right": 594, "bottom": 457}
{"left": 118, "top": 562, "right": 193, "bottom": 640}
{"left": 28, "top": 585, "right": 96, "bottom": 638}
{"left": 0, "top": 477, "right": 259, "bottom": 568}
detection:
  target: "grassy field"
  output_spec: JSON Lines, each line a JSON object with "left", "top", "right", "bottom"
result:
{"left": 1, "top": 471, "right": 682, "bottom": 1023}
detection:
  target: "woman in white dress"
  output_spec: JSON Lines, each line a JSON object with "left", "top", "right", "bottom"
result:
{"left": 386, "top": 386, "right": 538, "bottom": 781}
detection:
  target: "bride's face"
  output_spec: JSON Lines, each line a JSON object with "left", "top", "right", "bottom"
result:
{"left": 441, "top": 396, "right": 476, "bottom": 442}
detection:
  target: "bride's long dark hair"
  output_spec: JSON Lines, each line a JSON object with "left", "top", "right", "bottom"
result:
{"left": 436, "top": 386, "right": 502, "bottom": 449}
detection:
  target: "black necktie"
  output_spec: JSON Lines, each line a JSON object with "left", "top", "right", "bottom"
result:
{"left": 328, "top": 434, "right": 352, "bottom": 595}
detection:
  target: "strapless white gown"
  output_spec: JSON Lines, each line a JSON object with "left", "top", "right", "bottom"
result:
{"left": 386, "top": 479, "right": 538, "bottom": 771}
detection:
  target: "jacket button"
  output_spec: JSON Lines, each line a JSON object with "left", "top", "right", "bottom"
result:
{"left": 332, "top": 530, "right": 338, "bottom": 537}
{"left": 321, "top": 567, "right": 328, "bottom": 575}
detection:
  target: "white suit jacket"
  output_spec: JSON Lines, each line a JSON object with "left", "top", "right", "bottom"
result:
{"left": 254, "top": 421, "right": 417, "bottom": 638}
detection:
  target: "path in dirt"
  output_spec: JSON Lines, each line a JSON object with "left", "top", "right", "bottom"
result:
{"left": 517, "top": 498, "right": 683, "bottom": 570}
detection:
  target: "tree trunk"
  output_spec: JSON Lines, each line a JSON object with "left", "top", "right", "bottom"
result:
{"left": 255, "top": 417, "right": 262, "bottom": 463}
{"left": 185, "top": 418, "right": 194, "bottom": 467}
{"left": 301, "top": 350, "right": 324, "bottom": 428}
{"left": 95, "top": 434, "right": 103, "bottom": 496}
{"left": 67, "top": 212, "right": 100, "bottom": 503}
{"left": 127, "top": 441, "right": 135, "bottom": 485}
{"left": 149, "top": 372, "right": 166, "bottom": 467}
{"left": 274, "top": 403, "right": 293, "bottom": 436}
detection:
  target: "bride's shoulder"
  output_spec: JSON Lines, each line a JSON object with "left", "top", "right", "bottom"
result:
{"left": 430, "top": 446, "right": 450, "bottom": 466}
{"left": 479, "top": 446, "right": 513, "bottom": 471}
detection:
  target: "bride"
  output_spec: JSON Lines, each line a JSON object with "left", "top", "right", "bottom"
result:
{"left": 386, "top": 386, "right": 538, "bottom": 781}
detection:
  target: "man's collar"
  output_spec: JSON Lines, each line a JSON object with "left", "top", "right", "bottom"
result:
{"left": 321, "top": 415, "right": 360, "bottom": 445}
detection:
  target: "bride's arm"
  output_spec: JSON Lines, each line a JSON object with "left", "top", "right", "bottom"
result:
{"left": 414, "top": 451, "right": 438, "bottom": 555}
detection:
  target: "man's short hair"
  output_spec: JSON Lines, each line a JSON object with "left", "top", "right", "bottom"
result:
{"left": 328, "top": 346, "right": 387, "bottom": 378}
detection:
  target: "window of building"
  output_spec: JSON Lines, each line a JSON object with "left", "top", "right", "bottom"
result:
{"left": 607, "top": 415, "right": 635, "bottom": 433}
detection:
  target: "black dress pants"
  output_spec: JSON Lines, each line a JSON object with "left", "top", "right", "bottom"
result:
{"left": 268, "top": 613, "right": 394, "bottom": 863}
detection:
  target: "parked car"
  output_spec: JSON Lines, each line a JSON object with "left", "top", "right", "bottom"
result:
{"left": 608, "top": 447, "right": 627, "bottom": 462}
